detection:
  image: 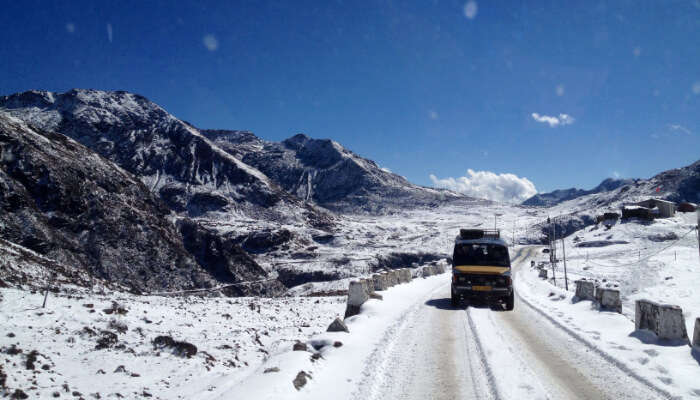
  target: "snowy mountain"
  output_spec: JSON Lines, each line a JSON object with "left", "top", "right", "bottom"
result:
{"left": 522, "top": 178, "right": 634, "bottom": 207}
{"left": 0, "top": 89, "right": 332, "bottom": 228}
{"left": 0, "top": 111, "right": 287, "bottom": 295}
{"left": 204, "top": 130, "right": 465, "bottom": 213}
{"left": 0, "top": 112, "right": 209, "bottom": 291}
{"left": 525, "top": 161, "right": 700, "bottom": 242}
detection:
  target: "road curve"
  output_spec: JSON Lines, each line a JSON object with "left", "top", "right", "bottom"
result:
{"left": 354, "top": 247, "right": 667, "bottom": 400}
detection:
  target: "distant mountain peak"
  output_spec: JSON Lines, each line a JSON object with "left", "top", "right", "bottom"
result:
{"left": 522, "top": 177, "right": 634, "bottom": 207}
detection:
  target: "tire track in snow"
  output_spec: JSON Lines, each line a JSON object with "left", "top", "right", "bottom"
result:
{"left": 464, "top": 308, "right": 503, "bottom": 400}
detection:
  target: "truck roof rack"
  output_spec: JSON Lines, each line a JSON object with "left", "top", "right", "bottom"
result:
{"left": 459, "top": 229, "right": 500, "bottom": 240}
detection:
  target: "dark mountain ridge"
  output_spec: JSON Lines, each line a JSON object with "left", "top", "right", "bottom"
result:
{"left": 522, "top": 178, "right": 635, "bottom": 207}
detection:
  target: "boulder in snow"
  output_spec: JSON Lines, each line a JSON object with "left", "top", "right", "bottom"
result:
{"left": 327, "top": 318, "right": 349, "bottom": 333}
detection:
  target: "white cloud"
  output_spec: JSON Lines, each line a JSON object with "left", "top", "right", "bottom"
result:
{"left": 380, "top": 166, "right": 392, "bottom": 173}
{"left": 203, "top": 34, "right": 219, "bottom": 51}
{"left": 66, "top": 23, "right": 75, "bottom": 33}
{"left": 106, "top": 23, "right": 113, "bottom": 43}
{"left": 428, "top": 110, "right": 439, "bottom": 120}
{"left": 429, "top": 169, "right": 537, "bottom": 204}
{"left": 531, "top": 112, "right": 575, "bottom": 127}
{"left": 463, "top": 1, "right": 478, "bottom": 19}
{"left": 668, "top": 124, "right": 692, "bottom": 135}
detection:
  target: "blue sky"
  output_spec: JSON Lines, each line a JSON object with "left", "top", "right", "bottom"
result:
{"left": 1, "top": 0, "right": 699, "bottom": 199}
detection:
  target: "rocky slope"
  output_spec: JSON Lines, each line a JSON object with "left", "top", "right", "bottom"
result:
{"left": 0, "top": 112, "right": 282, "bottom": 295}
{"left": 204, "top": 130, "right": 464, "bottom": 213}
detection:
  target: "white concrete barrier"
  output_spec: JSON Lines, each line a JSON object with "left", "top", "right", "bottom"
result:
{"left": 383, "top": 272, "right": 394, "bottom": 287}
{"left": 597, "top": 288, "right": 621, "bottom": 313}
{"left": 362, "top": 278, "right": 374, "bottom": 295}
{"left": 389, "top": 270, "right": 399, "bottom": 286}
{"left": 635, "top": 299, "right": 688, "bottom": 341}
{"left": 372, "top": 273, "right": 387, "bottom": 291}
{"left": 693, "top": 318, "right": 700, "bottom": 349}
{"left": 403, "top": 268, "right": 413, "bottom": 282}
{"left": 574, "top": 280, "right": 596, "bottom": 301}
{"left": 396, "top": 269, "right": 406, "bottom": 284}
{"left": 345, "top": 280, "right": 369, "bottom": 318}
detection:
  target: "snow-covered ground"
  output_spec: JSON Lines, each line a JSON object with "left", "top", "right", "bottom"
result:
{"left": 2, "top": 203, "right": 699, "bottom": 399}
{"left": 0, "top": 287, "right": 345, "bottom": 399}
{"left": 544, "top": 211, "right": 700, "bottom": 340}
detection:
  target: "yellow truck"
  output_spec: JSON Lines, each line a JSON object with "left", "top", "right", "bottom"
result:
{"left": 450, "top": 229, "right": 514, "bottom": 310}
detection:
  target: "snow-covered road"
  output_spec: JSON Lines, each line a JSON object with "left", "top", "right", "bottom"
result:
{"left": 351, "top": 247, "right": 669, "bottom": 400}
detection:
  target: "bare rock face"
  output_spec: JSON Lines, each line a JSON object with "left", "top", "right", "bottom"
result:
{"left": 0, "top": 112, "right": 214, "bottom": 292}
{"left": 176, "top": 219, "right": 286, "bottom": 296}
{"left": 0, "top": 90, "right": 335, "bottom": 295}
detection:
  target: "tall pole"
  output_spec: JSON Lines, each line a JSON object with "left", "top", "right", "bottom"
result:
{"left": 494, "top": 214, "right": 497, "bottom": 230}
{"left": 42, "top": 273, "right": 55, "bottom": 308}
{"left": 561, "top": 238, "right": 568, "bottom": 291}
{"left": 696, "top": 209, "right": 700, "bottom": 264}
{"left": 550, "top": 217, "right": 556, "bottom": 284}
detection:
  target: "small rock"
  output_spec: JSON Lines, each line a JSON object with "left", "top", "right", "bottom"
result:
{"left": 114, "top": 365, "right": 127, "bottom": 373}
{"left": 52, "top": 392, "right": 60, "bottom": 398}
{"left": 292, "top": 341, "right": 307, "bottom": 352}
{"left": 263, "top": 367, "right": 280, "bottom": 374}
{"left": 6, "top": 333, "right": 15, "bottom": 338}
{"left": 11, "top": 389, "right": 29, "bottom": 399}
{"left": 327, "top": 318, "right": 349, "bottom": 333}
{"left": 333, "top": 341, "right": 343, "bottom": 348}
{"left": 293, "top": 371, "right": 312, "bottom": 390}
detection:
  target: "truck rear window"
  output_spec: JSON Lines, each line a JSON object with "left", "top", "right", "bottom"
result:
{"left": 453, "top": 244, "right": 510, "bottom": 267}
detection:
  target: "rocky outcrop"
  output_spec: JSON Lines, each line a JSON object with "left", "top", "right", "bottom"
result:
{"left": 176, "top": 219, "right": 286, "bottom": 296}
{"left": 0, "top": 112, "right": 214, "bottom": 292}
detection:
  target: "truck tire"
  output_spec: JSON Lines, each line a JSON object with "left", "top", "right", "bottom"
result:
{"left": 505, "top": 291, "right": 514, "bottom": 311}
{"left": 451, "top": 291, "right": 459, "bottom": 307}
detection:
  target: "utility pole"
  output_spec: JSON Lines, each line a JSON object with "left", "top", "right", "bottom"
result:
{"left": 42, "top": 273, "right": 56, "bottom": 308}
{"left": 561, "top": 237, "right": 569, "bottom": 291}
{"left": 549, "top": 216, "right": 557, "bottom": 285}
